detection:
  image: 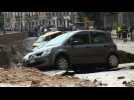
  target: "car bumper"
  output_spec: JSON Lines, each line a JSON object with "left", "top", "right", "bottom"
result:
{"left": 23, "top": 55, "right": 53, "bottom": 67}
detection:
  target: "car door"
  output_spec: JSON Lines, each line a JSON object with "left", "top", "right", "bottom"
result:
{"left": 88, "top": 31, "right": 110, "bottom": 63}
{"left": 66, "top": 31, "right": 90, "bottom": 65}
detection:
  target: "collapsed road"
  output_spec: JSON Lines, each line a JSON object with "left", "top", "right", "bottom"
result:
{"left": 42, "top": 63, "right": 134, "bottom": 87}
{"left": 1, "top": 33, "right": 134, "bottom": 87}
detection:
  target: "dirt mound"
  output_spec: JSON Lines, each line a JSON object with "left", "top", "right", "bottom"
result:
{"left": 22, "top": 37, "right": 38, "bottom": 54}
{"left": 0, "top": 67, "right": 96, "bottom": 87}
{"left": 0, "top": 32, "right": 28, "bottom": 67}
{"left": 0, "top": 45, "right": 23, "bottom": 68}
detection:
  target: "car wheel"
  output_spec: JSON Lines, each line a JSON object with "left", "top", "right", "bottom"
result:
{"left": 107, "top": 54, "right": 119, "bottom": 68}
{"left": 55, "top": 57, "right": 69, "bottom": 70}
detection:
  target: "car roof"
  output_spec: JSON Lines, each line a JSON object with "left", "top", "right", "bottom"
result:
{"left": 74, "top": 29, "right": 108, "bottom": 33}
{"left": 40, "top": 31, "right": 62, "bottom": 38}
{"left": 63, "top": 30, "right": 109, "bottom": 38}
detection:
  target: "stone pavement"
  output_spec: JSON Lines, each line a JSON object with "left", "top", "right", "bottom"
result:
{"left": 74, "top": 68, "right": 134, "bottom": 87}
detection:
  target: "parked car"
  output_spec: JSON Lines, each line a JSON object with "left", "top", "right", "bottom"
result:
{"left": 23, "top": 30, "right": 119, "bottom": 69}
{"left": 32, "top": 31, "right": 63, "bottom": 50}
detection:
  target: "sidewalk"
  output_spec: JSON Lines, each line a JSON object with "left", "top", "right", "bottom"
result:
{"left": 114, "top": 39, "right": 134, "bottom": 54}
{"left": 0, "top": 31, "right": 20, "bottom": 35}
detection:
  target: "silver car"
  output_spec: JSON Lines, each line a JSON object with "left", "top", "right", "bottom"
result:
{"left": 23, "top": 30, "right": 119, "bottom": 69}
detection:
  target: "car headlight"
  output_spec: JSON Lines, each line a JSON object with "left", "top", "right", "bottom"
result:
{"left": 29, "top": 55, "right": 35, "bottom": 60}
{"left": 36, "top": 52, "right": 43, "bottom": 56}
{"left": 36, "top": 48, "right": 52, "bottom": 56}
{"left": 29, "top": 55, "right": 36, "bottom": 63}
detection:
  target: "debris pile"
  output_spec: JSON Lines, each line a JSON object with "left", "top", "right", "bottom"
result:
{"left": 0, "top": 32, "right": 27, "bottom": 68}
{"left": 0, "top": 67, "right": 97, "bottom": 87}
{"left": 123, "top": 80, "right": 134, "bottom": 87}
{"left": 0, "top": 44, "right": 23, "bottom": 68}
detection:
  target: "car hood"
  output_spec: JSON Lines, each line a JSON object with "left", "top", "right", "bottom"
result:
{"left": 33, "top": 43, "right": 60, "bottom": 53}
{"left": 32, "top": 42, "right": 47, "bottom": 51}
{"left": 24, "top": 43, "right": 60, "bottom": 60}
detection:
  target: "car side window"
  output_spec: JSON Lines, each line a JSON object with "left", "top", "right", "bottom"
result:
{"left": 44, "top": 36, "right": 50, "bottom": 41}
{"left": 91, "top": 32, "right": 107, "bottom": 44}
{"left": 71, "top": 32, "right": 90, "bottom": 45}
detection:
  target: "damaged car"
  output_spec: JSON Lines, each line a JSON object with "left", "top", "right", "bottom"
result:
{"left": 23, "top": 30, "right": 119, "bottom": 70}
{"left": 32, "top": 31, "right": 63, "bottom": 51}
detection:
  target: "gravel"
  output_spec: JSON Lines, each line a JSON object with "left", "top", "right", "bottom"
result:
{"left": 0, "top": 67, "right": 97, "bottom": 87}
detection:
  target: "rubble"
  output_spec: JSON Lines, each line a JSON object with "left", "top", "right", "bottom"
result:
{"left": 122, "top": 80, "right": 134, "bottom": 87}
{"left": 93, "top": 79, "right": 108, "bottom": 87}
{"left": 0, "top": 67, "right": 96, "bottom": 87}
{"left": 117, "top": 76, "right": 125, "bottom": 79}
{"left": 0, "top": 32, "right": 27, "bottom": 68}
{"left": 0, "top": 34, "right": 96, "bottom": 87}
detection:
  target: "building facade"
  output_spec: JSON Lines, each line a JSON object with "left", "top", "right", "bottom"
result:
{"left": 0, "top": 12, "right": 4, "bottom": 31}
{"left": 99, "top": 12, "right": 134, "bottom": 29}
{"left": 2, "top": 12, "right": 105, "bottom": 31}
{"left": 2, "top": 12, "right": 79, "bottom": 32}
{"left": 3, "top": 12, "right": 47, "bottom": 32}
{"left": 4, "top": 12, "right": 134, "bottom": 32}
{"left": 46, "top": 12, "right": 78, "bottom": 30}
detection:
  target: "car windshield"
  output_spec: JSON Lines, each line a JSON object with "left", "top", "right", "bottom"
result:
{"left": 36, "top": 32, "right": 63, "bottom": 43}
{"left": 46, "top": 31, "right": 75, "bottom": 46}
{"left": 36, "top": 36, "right": 51, "bottom": 43}
{"left": 36, "top": 37, "right": 45, "bottom": 43}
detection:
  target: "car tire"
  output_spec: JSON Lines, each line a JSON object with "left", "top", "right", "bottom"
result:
{"left": 107, "top": 54, "right": 119, "bottom": 68}
{"left": 55, "top": 56, "right": 69, "bottom": 70}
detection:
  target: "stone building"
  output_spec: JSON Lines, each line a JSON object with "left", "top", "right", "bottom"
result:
{"left": 2, "top": 12, "right": 78, "bottom": 32}
{"left": 46, "top": 12, "right": 78, "bottom": 30}
{"left": 4, "top": 12, "right": 134, "bottom": 32}
{"left": 99, "top": 12, "right": 134, "bottom": 29}
{"left": 29, "top": 12, "right": 134, "bottom": 31}
{"left": 3, "top": 12, "right": 47, "bottom": 32}
{"left": 0, "top": 12, "right": 4, "bottom": 31}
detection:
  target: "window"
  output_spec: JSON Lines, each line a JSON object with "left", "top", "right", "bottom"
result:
{"left": 71, "top": 33, "right": 90, "bottom": 45}
{"left": 91, "top": 32, "right": 107, "bottom": 44}
{"left": 47, "top": 32, "right": 63, "bottom": 41}
{"left": 63, "top": 12, "right": 66, "bottom": 16}
{"left": 58, "top": 12, "right": 62, "bottom": 16}
{"left": 66, "top": 12, "right": 69, "bottom": 16}
{"left": 52, "top": 12, "right": 55, "bottom": 17}
{"left": 50, "top": 12, "right": 53, "bottom": 17}
{"left": 32, "top": 22, "right": 34, "bottom": 26}
{"left": 54, "top": 12, "right": 56, "bottom": 17}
